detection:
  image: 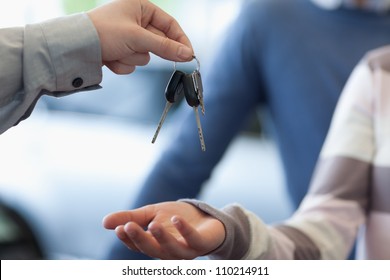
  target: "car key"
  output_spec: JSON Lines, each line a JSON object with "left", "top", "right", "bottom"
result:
{"left": 151, "top": 70, "right": 185, "bottom": 143}
{"left": 187, "top": 56, "right": 204, "bottom": 115}
{"left": 182, "top": 74, "right": 206, "bottom": 152}
{"left": 192, "top": 70, "right": 205, "bottom": 115}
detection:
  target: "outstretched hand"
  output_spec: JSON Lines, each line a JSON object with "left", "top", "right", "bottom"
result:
{"left": 103, "top": 201, "right": 225, "bottom": 259}
{"left": 88, "top": 0, "right": 194, "bottom": 74}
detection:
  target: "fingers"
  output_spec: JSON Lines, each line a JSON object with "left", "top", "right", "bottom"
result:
{"left": 138, "top": 0, "right": 193, "bottom": 61}
{"left": 148, "top": 221, "right": 198, "bottom": 260}
{"left": 171, "top": 216, "right": 207, "bottom": 249}
{"left": 143, "top": 1, "right": 193, "bottom": 49}
{"left": 124, "top": 222, "right": 167, "bottom": 259}
{"left": 135, "top": 28, "right": 193, "bottom": 62}
{"left": 112, "top": 215, "right": 209, "bottom": 260}
{"left": 115, "top": 225, "right": 140, "bottom": 252}
{"left": 115, "top": 221, "right": 180, "bottom": 259}
{"left": 105, "top": 62, "right": 136, "bottom": 75}
{"left": 121, "top": 52, "right": 151, "bottom": 66}
{"left": 103, "top": 207, "right": 151, "bottom": 230}
{"left": 103, "top": 202, "right": 221, "bottom": 259}
{"left": 104, "top": 52, "right": 150, "bottom": 74}
{"left": 103, "top": 212, "right": 133, "bottom": 229}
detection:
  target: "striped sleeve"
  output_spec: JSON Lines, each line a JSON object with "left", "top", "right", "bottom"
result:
{"left": 244, "top": 48, "right": 382, "bottom": 259}
{"left": 182, "top": 46, "right": 390, "bottom": 259}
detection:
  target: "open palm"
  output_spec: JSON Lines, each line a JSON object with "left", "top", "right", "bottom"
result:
{"left": 103, "top": 201, "right": 225, "bottom": 259}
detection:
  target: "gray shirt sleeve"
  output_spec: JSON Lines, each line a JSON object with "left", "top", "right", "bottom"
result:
{"left": 180, "top": 199, "right": 299, "bottom": 260}
{"left": 0, "top": 13, "right": 102, "bottom": 134}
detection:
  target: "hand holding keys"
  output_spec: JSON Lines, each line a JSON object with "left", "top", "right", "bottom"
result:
{"left": 152, "top": 56, "right": 206, "bottom": 151}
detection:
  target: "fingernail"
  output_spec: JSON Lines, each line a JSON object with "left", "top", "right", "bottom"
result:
{"left": 151, "top": 227, "right": 161, "bottom": 238}
{"left": 128, "top": 230, "right": 137, "bottom": 239}
{"left": 177, "top": 46, "right": 193, "bottom": 60}
{"left": 148, "top": 222, "right": 160, "bottom": 237}
{"left": 171, "top": 216, "right": 181, "bottom": 229}
{"left": 124, "top": 223, "right": 137, "bottom": 238}
{"left": 115, "top": 226, "right": 125, "bottom": 239}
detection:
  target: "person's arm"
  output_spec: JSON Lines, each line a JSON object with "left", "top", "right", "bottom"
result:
{"left": 0, "top": 13, "right": 102, "bottom": 135}
{"left": 104, "top": 46, "right": 380, "bottom": 259}
{"left": 257, "top": 51, "right": 376, "bottom": 260}
{"left": 0, "top": 0, "right": 193, "bottom": 135}
{"left": 191, "top": 52, "right": 376, "bottom": 260}
{"left": 193, "top": 50, "right": 377, "bottom": 260}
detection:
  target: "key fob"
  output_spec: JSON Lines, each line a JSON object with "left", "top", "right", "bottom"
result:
{"left": 165, "top": 70, "right": 185, "bottom": 103}
{"left": 183, "top": 74, "right": 200, "bottom": 107}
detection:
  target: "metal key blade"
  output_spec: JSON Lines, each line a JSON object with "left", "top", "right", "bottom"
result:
{"left": 192, "top": 71, "right": 205, "bottom": 115}
{"left": 194, "top": 107, "right": 206, "bottom": 152}
{"left": 152, "top": 102, "right": 173, "bottom": 143}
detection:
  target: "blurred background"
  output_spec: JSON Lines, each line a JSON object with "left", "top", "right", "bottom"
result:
{"left": 0, "top": 0, "right": 293, "bottom": 259}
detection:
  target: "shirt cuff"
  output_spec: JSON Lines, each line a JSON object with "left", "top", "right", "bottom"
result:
{"left": 25, "top": 12, "right": 103, "bottom": 95}
{"left": 41, "top": 12, "right": 102, "bottom": 93}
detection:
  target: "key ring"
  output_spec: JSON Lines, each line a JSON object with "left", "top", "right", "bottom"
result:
{"left": 174, "top": 56, "right": 200, "bottom": 72}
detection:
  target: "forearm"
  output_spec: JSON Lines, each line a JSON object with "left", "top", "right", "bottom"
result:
{"left": 0, "top": 13, "right": 102, "bottom": 134}
{"left": 181, "top": 59, "right": 375, "bottom": 260}
{"left": 182, "top": 190, "right": 364, "bottom": 260}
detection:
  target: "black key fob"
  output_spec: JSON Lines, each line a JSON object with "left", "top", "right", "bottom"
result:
{"left": 183, "top": 74, "right": 200, "bottom": 107}
{"left": 165, "top": 70, "right": 185, "bottom": 103}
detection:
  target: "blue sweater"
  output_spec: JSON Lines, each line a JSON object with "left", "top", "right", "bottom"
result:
{"left": 108, "top": 0, "right": 390, "bottom": 259}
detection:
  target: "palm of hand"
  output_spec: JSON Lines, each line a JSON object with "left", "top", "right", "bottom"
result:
{"left": 104, "top": 201, "right": 225, "bottom": 259}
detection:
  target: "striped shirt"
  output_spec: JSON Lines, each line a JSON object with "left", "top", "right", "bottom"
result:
{"left": 185, "top": 45, "right": 390, "bottom": 259}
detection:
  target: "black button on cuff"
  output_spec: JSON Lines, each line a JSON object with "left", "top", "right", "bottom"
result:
{"left": 72, "top": 77, "right": 84, "bottom": 88}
